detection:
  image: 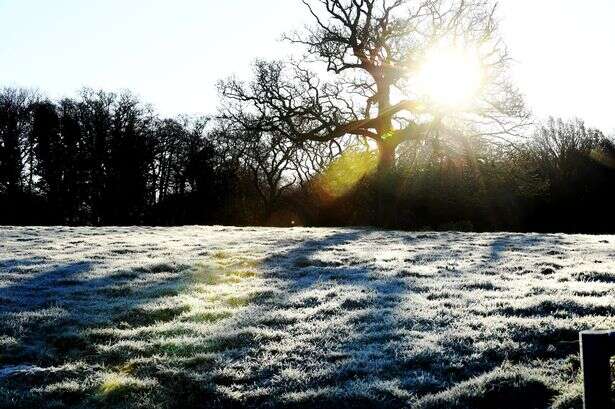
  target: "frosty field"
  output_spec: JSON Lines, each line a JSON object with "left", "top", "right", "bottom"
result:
{"left": 0, "top": 226, "right": 614, "bottom": 408}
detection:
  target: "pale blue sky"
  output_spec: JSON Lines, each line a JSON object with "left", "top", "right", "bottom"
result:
{"left": 1, "top": 1, "right": 614, "bottom": 131}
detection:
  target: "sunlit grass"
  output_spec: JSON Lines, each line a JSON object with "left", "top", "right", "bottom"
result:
{"left": 187, "top": 311, "right": 232, "bottom": 323}
{"left": 226, "top": 295, "right": 252, "bottom": 308}
{"left": 97, "top": 372, "right": 157, "bottom": 399}
{"left": 1, "top": 226, "right": 614, "bottom": 408}
{"left": 191, "top": 262, "right": 221, "bottom": 285}
{"left": 184, "top": 253, "right": 261, "bottom": 322}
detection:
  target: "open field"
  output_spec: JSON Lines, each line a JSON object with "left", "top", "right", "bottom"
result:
{"left": 0, "top": 226, "right": 614, "bottom": 408}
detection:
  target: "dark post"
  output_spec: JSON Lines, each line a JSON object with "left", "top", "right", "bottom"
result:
{"left": 580, "top": 330, "right": 615, "bottom": 409}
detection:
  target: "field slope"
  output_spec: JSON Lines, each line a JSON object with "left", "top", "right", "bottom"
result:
{"left": 0, "top": 226, "right": 614, "bottom": 408}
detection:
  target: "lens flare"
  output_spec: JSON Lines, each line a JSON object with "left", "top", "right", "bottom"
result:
{"left": 315, "top": 150, "right": 377, "bottom": 201}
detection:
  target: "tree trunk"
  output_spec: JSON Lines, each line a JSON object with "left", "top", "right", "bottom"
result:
{"left": 374, "top": 77, "right": 396, "bottom": 226}
{"left": 377, "top": 141, "right": 396, "bottom": 173}
{"left": 375, "top": 140, "right": 397, "bottom": 226}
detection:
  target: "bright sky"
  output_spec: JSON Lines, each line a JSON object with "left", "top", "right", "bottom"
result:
{"left": 1, "top": 0, "right": 614, "bottom": 132}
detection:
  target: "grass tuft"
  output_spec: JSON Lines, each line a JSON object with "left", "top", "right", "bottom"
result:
{"left": 417, "top": 365, "right": 557, "bottom": 409}
{"left": 97, "top": 372, "right": 157, "bottom": 400}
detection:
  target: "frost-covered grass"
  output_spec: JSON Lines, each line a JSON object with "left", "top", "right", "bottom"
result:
{"left": 0, "top": 226, "right": 614, "bottom": 408}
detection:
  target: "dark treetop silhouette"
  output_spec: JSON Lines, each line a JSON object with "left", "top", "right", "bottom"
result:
{"left": 219, "top": 0, "right": 528, "bottom": 176}
{"left": 1, "top": 3, "right": 615, "bottom": 231}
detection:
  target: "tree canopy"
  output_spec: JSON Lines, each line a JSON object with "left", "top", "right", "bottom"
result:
{"left": 220, "top": 0, "right": 529, "bottom": 172}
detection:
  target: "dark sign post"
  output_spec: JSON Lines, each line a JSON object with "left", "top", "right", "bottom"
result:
{"left": 579, "top": 330, "right": 615, "bottom": 409}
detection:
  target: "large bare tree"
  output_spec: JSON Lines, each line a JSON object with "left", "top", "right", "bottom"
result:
{"left": 220, "top": 0, "right": 528, "bottom": 174}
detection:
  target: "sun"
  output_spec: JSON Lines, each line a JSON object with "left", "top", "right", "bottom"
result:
{"left": 415, "top": 44, "right": 483, "bottom": 110}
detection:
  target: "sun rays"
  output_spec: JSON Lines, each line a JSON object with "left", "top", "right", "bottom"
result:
{"left": 415, "top": 43, "right": 484, "bottom": 110}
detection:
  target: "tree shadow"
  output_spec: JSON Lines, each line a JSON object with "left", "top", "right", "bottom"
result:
{"left": 487, "top": 232, "right": 555, "bottom": 261}
{"left": 0, "top": 230, "right": 597, "bottom": 409}
{"left": 214, "top": 230, "right": 588, "bottom": 408}
{"left": 214, "top": 229, "right": 421, "bottom": 407}
{"left": 0, "top": 257, "right": 187, "bottom": 371}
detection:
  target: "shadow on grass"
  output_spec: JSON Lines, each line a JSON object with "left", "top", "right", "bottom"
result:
{"left": 0, "top": 230, "right": 599, "bottom": 409}
{"left": 219, "top": 231, "right": 584, "bottom": 409}
{"left": 0, "top": 256, "right": 190, "bottom": 408}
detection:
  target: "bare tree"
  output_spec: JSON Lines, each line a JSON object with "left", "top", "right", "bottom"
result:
{"left": 150, "top": 116, "right": 209, "bottom": 203}
{"left": 528, "top": 118, "right": 606, "bottom": 180}
{"left": 215, "top": 118, "right": 343, "bottom": 218}
{"left": 290, "top": 139, "right": 346, "bottom": 186}
{"left": 219, "top": 0, "right": 528, "bottom": 174}
{"left": 244, "top": 130, "right": 298, "bottom": 215}
{"left": 0, "top": 88, "right": 38, "bottom": 195}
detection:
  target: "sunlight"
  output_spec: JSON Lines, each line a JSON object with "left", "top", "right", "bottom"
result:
{"left": 314, "top": 150, "right": 377, "bottom": 201}
{"left": 415, "top": 44, "right": 483, "bottom": 110}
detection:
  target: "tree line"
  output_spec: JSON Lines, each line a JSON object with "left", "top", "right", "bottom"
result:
{"left": 0, "top": 87, "right": 344, "bottom": 226}
{"left": 0, "top": 88, "right": 231, "bottom": 225}
{"left": 0, "top": 86, "right": 614, "bottom": 232}
{"left": 3, "top": 0, "right": 615, "bottom": 232}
